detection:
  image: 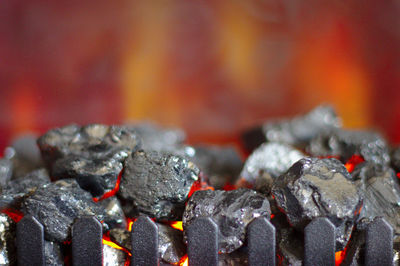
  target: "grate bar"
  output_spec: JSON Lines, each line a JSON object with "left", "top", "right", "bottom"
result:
{"left": 187, "top": 217, "right": 218, "bottom": 266}
{"left": 365, "top": 217, "right": 393, "bottom": 266}
{"left": 304, "top": 217, "right": 335, "bottom": 266}
{"left": 72, "top": 216, "right": 103, "bottom": 266}
{"left": 131, "top": 216, "right": 159, "bottom": 266}
{"left": 248, "top": 216, "right": 275, "bottom": 266}
{"left": 17, "top": 215, "right": 45, "bottom": 266}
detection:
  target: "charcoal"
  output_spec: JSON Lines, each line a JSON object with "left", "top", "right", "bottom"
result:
{"left": 391, "top": 146, "right": 400, "bottom": 172}
{"left": 307, "top": 129, "right": 390, "bottom": 166}
{"left": 242, "top": 105, "right": 341, "bottom": 151}
{"left": 52, "top": 154, "right": 123, "bottom": 197}
{"left": 0, "top": 168, "right": 50, "bottom": 209}
{"left": 45, "top": 241, "right": 64, "bottom": 266}
{"left": 272, "top": 157, "right": 362, "bottom": 250}
{"left": 191, "top": 145, "right": 243, "bottom": 189}
{"left": 0, "top": 213, "right": 16, "bottom": 265}
{"left": 0, "top": 159, "right": 13, "bottom": 187}
{"left": 5, "top": 133, "right": 44, "bottom": 178}
{"left": 20, "top": 179, "right": 118, "bottom": 242}
{"left": 240, "top": 142, "right": 305, "bottom": 194}
{"left": 37, "top": 124, "right": 141, "bottom": 197}
{"left": 218, "top": 249, "right": 248, "bottom": 266}
{"left": 103, "top": 244, "right": 127, "bottom": 266}
{"left": 109, "top": 223, "right": 186, "bottom": 265}
{"left": 101, "top": 197, "right": 126, "bottom": 230}
{"left": 118, "top": 150, "right": 199, "bottom": 220}
{"left": 352, "top": 162, "right": 400, "bottom": 235}
{"left": 183, "top": 188, "right": 271, "bottom": 253}
{"left": 127, "top": 122, "right": 185, "bottom": 152}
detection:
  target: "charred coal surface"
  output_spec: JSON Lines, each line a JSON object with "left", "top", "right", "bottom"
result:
{"left": 37, "top": 124, "right": 141, "bottom": 197}
{"left": 307, "top": 129, "right": 390, "bottom": 166}
{"left": 119, "top": 150, "right": 199, "bottom": 220}
{"left": 45, "top": 241, "right": 64, "bottom": 266}
{"left": 0, "top": 214, "right": 16, "bottom": 265}
{"left": 352, "top": 162, "right": 400, "bottom": 235}
{"left": 183, "top": 188, "right": 271, "bottom": 253}
{"left": 272, "top": 157, "right": 362, "bottom": 250}
{"left": 20, "top": 179, "right": 120, "bottom": 242}
{"left": 0, "top": 159, "right": 13, "bottom": 187}
{"left": 242, "top": 105, "right": 341, "bottom": 151}
{"left": 240, "top": 142, "right": 305, "bottom": 194}
{"left": 191, "top": 145, "right": 243, "bottom": 189}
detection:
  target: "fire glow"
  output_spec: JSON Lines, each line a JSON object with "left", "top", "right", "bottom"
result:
{"left": 344, "top": 155, "right": 365, "bottom": 173}
{"left": 93, "top": 170, "right": 123, "bottom": 202}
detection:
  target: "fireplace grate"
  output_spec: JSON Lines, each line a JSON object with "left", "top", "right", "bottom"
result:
{"left": 16, "top": 215, "right": 393, "bottom": 266}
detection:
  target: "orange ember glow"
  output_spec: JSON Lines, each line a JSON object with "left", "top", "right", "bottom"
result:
{"left": 344, "top": 155, "right": 365, "bottom": 173}
{"left": 170, "top": 221, "right": 183, "bottom": 231}
{"left": 102, "top": 235, "right": 132, "bottom": 256}
{"left": 222, "top": 183, "right": 237, "bottom": 191}
{"left": 188, "top": 179, "right": 214, "bottom": 198}
{"left": 1, "top": 208, "right": 24, "bottom": 223}
{"left": 335, "top": 247, "right": 347, "bottom": 266}
{"left": 127, "top": 218, "right": 137, "bottom": 231}
{"left": 270, "top": 214, "right": 275, "bottom": 219}
{"left": 397, "top": 173, "right": 400, "bottom": 179}
{"left": 93, "top": 170, "right": 123, "bottom": 202}
{"left": 179, "top": 254, "right": 188, "bottom": 266}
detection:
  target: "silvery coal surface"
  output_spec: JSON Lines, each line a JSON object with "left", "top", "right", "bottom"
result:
{"left": 307, "top": 129, "right": 390, "bottom": 166}
{"left": 351, "top": 162, "right": 400, "bottom": 236}
{"left": 20, "top": 179, "right": 125, "bottom": 242}
{"left": 183, "top": 188, "right": 271, "bottom": 253}
{"left": 242, "top": 105, "right": 341, "bottom": 151}
{"left": 109, "top": 223, "right": 186, "bottom": 265}
{"left": 118, "top": 150, "right": 199, "bottom": 220}
{"left": 37, "top": 124, "right": 142, "bottom": 197}
{"left": 0, "top": 214, "right": 16, "bottom": 266}
{"left": 240, "top": 142, "right": 305, "bottom": 194}
{"left": 272, "top": 157, "right": 362, "bottom": 250}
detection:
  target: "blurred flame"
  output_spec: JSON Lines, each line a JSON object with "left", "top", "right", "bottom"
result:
{"left": 344, "top": 155, "right": 365, "bottom": 173}
{"left": 170, "top": 221, "right": 183, "bottom": 231}
{"left": 179, "top": 254, "right": 189, "bottom": 266}
{"left": 102, "top": 235, "right": 132, "bottom": 256}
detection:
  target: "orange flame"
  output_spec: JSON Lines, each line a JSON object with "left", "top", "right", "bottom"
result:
{"left": 127, "top": 218, "right": 137, "bottom": 231}
{"left": 179, "top": 254, "right": 188, "bottom": 266}
{"left": 170, "top": 221, "right": 183, "bottom": 231}
{"left": 188, "top": 179, "right": 214, "bottom": 198}
{"left": 344, "top": 155, "right": 365, "bottom": 173}
{"left": 1, "top": 208, "right": 24, "bottom": 223}
{"left": 93, "top": 170, "right": 123, "bottom": 202}
{"left": 102, "top": 235, "right": 132, "bottom": 256}
{"left": 335, "top": 247, "right": 347, "bottom": 266}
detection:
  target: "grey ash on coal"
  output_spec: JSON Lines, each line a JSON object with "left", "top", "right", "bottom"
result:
{"left": 0, "top": 105, "right": 398, "bottom": 265}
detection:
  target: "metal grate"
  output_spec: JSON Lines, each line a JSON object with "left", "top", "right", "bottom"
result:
{"left": 16, "top": 215, "right": 393, "bottom": 266}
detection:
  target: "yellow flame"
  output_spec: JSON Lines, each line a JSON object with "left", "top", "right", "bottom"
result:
{"left": 179, "top": 255, "right": 188, "bottom": 266}
{"left": 170, "top": 221, "right": 183, "bottom": 231}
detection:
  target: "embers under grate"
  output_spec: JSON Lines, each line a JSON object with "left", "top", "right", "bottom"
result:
{"left": 17, "top": 215, "right": 393, "bottom": 266}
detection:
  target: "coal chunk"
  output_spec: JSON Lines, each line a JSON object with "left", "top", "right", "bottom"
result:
{"left": 0, "top": 213, "right": 16, "bottom": 265}
{"left": 127, "top": 122, "right": 185, "bottom": 152}
{"left": 242, "top": 105, "right": 341, "bottom": 151}
{"left": 20, "top": 179, "right": 118, "bottom": 242}
{"left": 5, "top": 133, "right": 44, "bottom": 178}
{"left": 218, "top": 249, "right": 248, "bottom": 266}
{"left": 391, "top": 146, "right": 400, "bottom": 173}
{"left": 352, "top": 162, "right": 400, "bottom": 236}
{"left": 119, "top": 150, "right": 199, "bottom": 220}
{"left": 109, "top": 223, "right": 186, "bottom": 265}
{"left": 101, "top": 197, "right": 126, "bottom": 230}
{"left": 183, "top": 188, "right": 271, "bottom": 253}
{"left": 240, "top": 142, "right": 305, "bottom": 194}
{"left": 45, "top": 241, "right": 64, "bottom": 266}
{"left": 103, "top": 243, "right": 127, "bottom": 266}
{"left": 191, "top": 145, "right": 243, "bottom": 189}
{"left": 272, "top": 157, "right": 362, "bottom": 250}
{"left": 307, "top": 129, "right": 390, "bottom": 166}
{"left": 37, "top": 124, "right": 141, "bottom": 197}
{"left": 0, "top": 168, "right": 51, "bottom": 209}
{"left": 0, "top": 159, "right": 13, "bottom": 187}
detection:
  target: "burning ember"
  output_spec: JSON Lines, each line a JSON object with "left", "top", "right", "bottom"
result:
{"left": 0, "top": 105, "right": 399, "bottom": 265}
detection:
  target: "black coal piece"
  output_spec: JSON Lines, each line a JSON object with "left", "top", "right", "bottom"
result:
{"left": 0, "top": 168, "right": 51, "bottom": 209}
{"left": 20, "top": 179, "right": 124, "bottom": 242}
{"left": 0, "top": 159, "right": 13, "bottom": 187}
{"left": 241, "top": 105, "right": 341, "bottom": 152}
{"left": 127, "top": 122, "right": 186, "bottom": 152}
{"left": 118, "top": 150, "right": 199, "bottom": 220}
{"left": 183, "top": 188, "right": 271, "bottom": 253}
{"left": 352, "top": 162, "right": 400, "bottom": 236}
{"left": 307, "top": 129, "right": 390, "bottom": 166}
{"left": 37, "top": 124, "right": 141, "bottom": 197}
{"left": 272, "top": 157, "right": 362, "bottom": 250}
{"left": 240, "top": 142, "right": 305, "bottom": 194}
{"left": 191, "top": 145, "right": 243, "bottom": 189}
{"left": 0, "top": 213, "right": 17, "bottom": 265}
{"left": 109, "top": 223, "right": 186, "bottom": 265}
{"left": 45, "top": 241, "right": 64, "bottom": 266}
